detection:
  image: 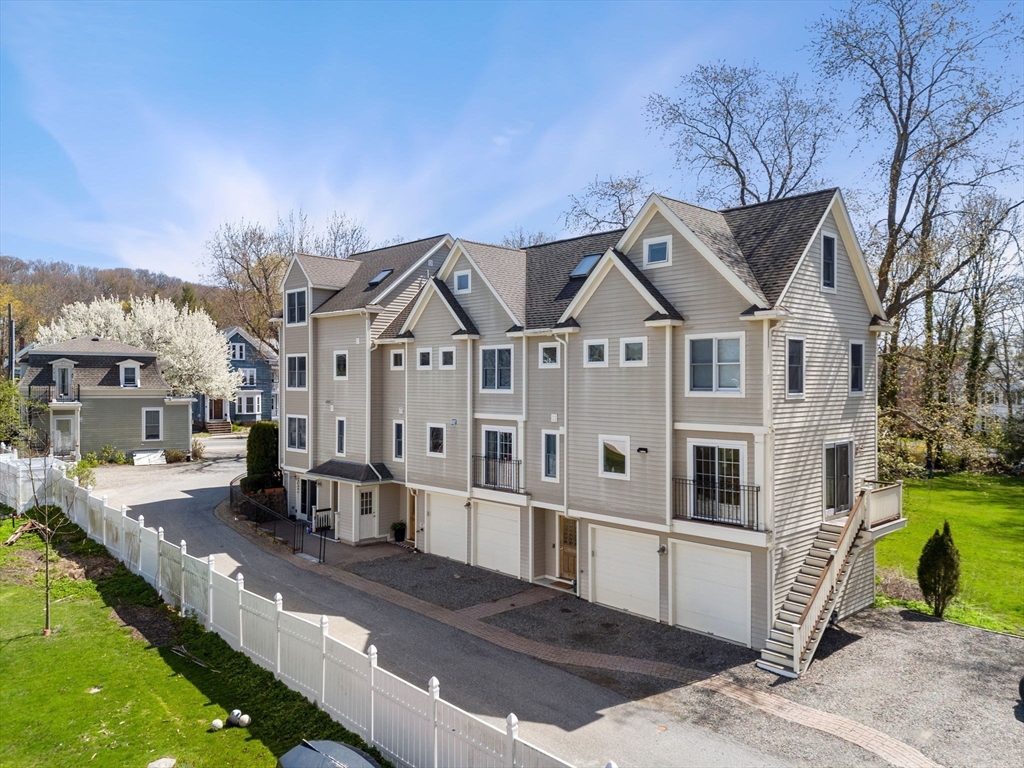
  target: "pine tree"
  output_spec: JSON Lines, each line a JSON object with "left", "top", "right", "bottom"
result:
{"left": 917, "top": 521, "right": 961, "bottom": 618}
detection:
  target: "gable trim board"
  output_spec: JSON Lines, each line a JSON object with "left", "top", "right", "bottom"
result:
{"left": 437, "top": 240, "right": 523, "bottom": 327}
{"left": 617, "top": 194, "right": 768, "bottom": 309}
{"left": 400, "top": 278, "right": 478, "bottom": 337}
{"left": 775, "top": 190, "right": 887, "bottom": 320}
{"left": 368, "top": 235, "right": 454, "bottom": 308}
{"left": 556, "top": 249, "right": 679, "bottom": 326}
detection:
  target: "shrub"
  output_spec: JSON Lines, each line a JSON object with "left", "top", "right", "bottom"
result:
{"left": 246, "top": 421, "right": 279, "bottom": 490}
{"left": 100, "top": 444, "right": 116, "bottom": 463}
{"left": 113, "top": 449, "right": 128, "bottom": 464}
{"left": 917, "top": 520, "right": 961, "bottom": 618}
{"left": 165, "top": 449, "right": 187, "bottom": 464}
{"left": 81, "top": 452, "right": 99, "bottom": 467}
{"left": 190, "top": 437, "right": 205, "bottom": 460}
{"left": 65, "top": 459, "right": 97, "bottom": 489}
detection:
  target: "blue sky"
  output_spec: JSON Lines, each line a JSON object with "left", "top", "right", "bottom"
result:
{"left": 0, "top": 1, "right": 1016, "bottom": 279}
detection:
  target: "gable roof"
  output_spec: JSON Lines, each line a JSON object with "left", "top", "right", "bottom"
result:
{"left": 221, "top": 326, "right": 278, "bottom": 360}
{"left": 431, "top": 278, "right": 480, "bottom": 336}
{"left": 310, "top": 235, "right": 450, "bottom": 315}
{"left": 293, "top": 253, "right": 362, "bottom": 290}
{"left": 29, "top": 337, "right": 157, "bottom": 357}
{"left": 456, "top": 240, "right": 528, "bottom": 325}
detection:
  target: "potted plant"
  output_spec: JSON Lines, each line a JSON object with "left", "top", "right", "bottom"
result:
{"left": 390, "top": 520, "right": 407, "bottom": 543}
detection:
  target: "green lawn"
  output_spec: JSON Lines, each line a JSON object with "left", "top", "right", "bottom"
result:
{"left": 875, "top": 474, "right": 1024, "bottom": 633}
{"left": 0, "top": 515, "right": 384, "bottom": 768}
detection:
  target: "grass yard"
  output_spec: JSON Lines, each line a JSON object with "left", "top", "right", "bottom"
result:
{"left": 0, "top": 514, "right": 385, "bottom": 768}
{"left": 875, "top": 473, "right": 1024, "bottom": 634}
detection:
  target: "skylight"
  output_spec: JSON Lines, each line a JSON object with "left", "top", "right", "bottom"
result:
{"left": 570, "top": 253, "right": 602, "bottom": 279}
{"left": 368, "top": 268, "right": 393, "bottom": 287}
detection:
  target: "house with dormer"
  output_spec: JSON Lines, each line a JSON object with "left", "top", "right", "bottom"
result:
{"left": 276, "top": 189, "right": 906, "bottom": 677}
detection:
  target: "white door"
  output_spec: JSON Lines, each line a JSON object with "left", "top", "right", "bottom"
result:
{"left": 591, "top": 526, "right": 660, "bottom": 620}
{"left": 358, "top": 489, "right": 376, "bottom": 540}
{"left": 474, "top": 502, "right": 519, "bottom": 577}
{"left": 672, "top": 541, "right": 750, "bottom": 645}
{"left": 427, "top": 493, "right": 467, "bottom": 562}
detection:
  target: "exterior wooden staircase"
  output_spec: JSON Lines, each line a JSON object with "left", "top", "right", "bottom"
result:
{"left": 758, "top": 491, "right": 868, "bottom": 677}
{"left": 205, "top": 421, "right": 232, "bottom": 435}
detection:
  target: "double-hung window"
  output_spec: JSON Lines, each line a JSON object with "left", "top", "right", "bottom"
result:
{"left": 824, "top": 441, "right": 853, "bottom": 514}
{"left": 480, "top": 346, "right": 513, "bottom": 391}
{"left": 142, "top": 408, "right": 162, "bottom": 441}
{"left": 286, "top": 289, "right": 307, "bottom": 324}
{"left": 334, "top": 351, "right": 348, "bottom": 380}
{"left": 393, "top": 421, "right": 404, "bottom": 461}
{"left": 287, "top": 416, "right": 307, "bottom": 451}
{"left": 822, "top": 234, "right": 837, "bottom": 290}
{"left": 688, "top": 335, "right": 741, "bottom": 393}
{"left": 542, "top": 431, "right": 559, "bottom": 482}
{"left": 236, "top": 393, "right": 261, "bottom": 415}
{"left": 240, "top": 368, "right": 257, "bottom": 386}
{"left": 287, "top": 355, "right": 307, "bottom": 389}
{"left": 850, "top": 342, "right": 864, "bottom": 394}
{"left": 336, "top": 418, "right": 346, "bottom": 456}
{"left": 121, "top": 364, "right": 139, "bottom": 388}
{"left": 787, "top": 338, "right": 804, "bottom": 397}
{"left": 231, "top": 343, "right": 246, "bottom": 360}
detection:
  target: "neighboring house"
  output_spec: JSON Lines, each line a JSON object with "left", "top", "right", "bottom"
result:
{"left": 277, "top": 189, "right": 906, "bottom": 677}
{"left": 193, "top": 326, "right": 280, "bottom": 433}
{"left": 977, "top": 363, "right": 1023, "bottom": 430}
{"left": 18, "top": 336, "right": 193, "bottom": 460}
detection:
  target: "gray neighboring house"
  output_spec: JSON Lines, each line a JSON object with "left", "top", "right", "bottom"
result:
{"left": 18, "top": 337, "right": 193, "bottom": 460}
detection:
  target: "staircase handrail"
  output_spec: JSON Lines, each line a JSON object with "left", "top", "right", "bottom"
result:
{"left": 791, "top": 491, "right": 866, "bottom": 671}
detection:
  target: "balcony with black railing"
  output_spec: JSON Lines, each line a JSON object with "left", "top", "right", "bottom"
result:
{"left": 673, "top": 477, "right": 761, "bottom": 531}
{"left": 29, "top": 384, "right": 81, "bottom": 404}
{"left": 472, "top": 455, "right": 522, "bottom": 493}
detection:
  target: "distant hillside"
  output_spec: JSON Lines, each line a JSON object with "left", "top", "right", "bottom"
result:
{"left": 0, "top": 254, "right": 242, "bottom": 348}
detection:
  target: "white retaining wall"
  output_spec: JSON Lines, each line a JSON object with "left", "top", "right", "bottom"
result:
{"left": 10, "top": 466, "right": 578, "bottom": 768}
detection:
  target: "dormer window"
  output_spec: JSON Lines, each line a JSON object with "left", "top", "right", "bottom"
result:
{"left": 119, "top": 359, "right": 142, "bottom": 388}
{"left": 570, "top": 253, "right": 601, "bottom": 279}
{"left": 368, "top": 268, "right": 393, "bottom": 288}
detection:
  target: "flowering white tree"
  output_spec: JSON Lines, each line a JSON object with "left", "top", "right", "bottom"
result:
{"left": 37, "top": 296, "right": 241, "bottom": 399}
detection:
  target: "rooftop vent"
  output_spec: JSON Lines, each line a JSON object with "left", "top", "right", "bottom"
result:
{"left": 368, "top": 268, "right": 394, "bottom": 288}
{"left": 570, "top": 253, "right": 602, "bottom": 279}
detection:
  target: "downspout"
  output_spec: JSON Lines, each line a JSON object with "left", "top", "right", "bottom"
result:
{"left": 307, "top": 291, "right": 313, "bottom": 473}
{"left": 764, "top": 317, "right": 778, "bottom": 622}
{"left": 520, "top": 334, "right": 527, "bottom": 490}
{"left": 404, "top": 339, "right": 410, "bottom": 485}
{"left": 556, "top": 332, "right": 569, "bottom": 514}
{"left": 466, "top": 336, "right": 473, "bottom": 496}
{"left": 364, "top": 310, "right": 372, "bottom": 468}
{"left": 665, "top": 325, "right": 673, "bottom": 526}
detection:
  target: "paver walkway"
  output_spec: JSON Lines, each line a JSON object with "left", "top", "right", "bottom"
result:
{"left": 217, "top": 503, "right": 941, "bottom": 768}
{"left": 457, "top": 586, "right": 563, "bottom": 620}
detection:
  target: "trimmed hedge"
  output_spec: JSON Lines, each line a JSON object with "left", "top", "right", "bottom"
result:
{"left": 245, "top": 420, "right": 279, "bottom": 492}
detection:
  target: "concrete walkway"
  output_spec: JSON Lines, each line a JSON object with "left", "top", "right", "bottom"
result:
{"left": 219, "top": 504, "right": 940, "bottom": 768}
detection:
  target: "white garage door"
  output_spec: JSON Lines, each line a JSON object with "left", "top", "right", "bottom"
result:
{"left": 427, "top": 493, "right": 467, "bottom": 563}
{"left": 672, "top": 541, "right": 750, "bottom": 645}
{"left": 474, "top": 502, "right": 520, "bottom": 578}
{"left": 592, "top": 526, "right": 660, "bottom": 620}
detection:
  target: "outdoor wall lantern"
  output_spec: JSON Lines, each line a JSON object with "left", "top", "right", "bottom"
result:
{"left": 636, "top": 447, "right": 649, "bottom": 454}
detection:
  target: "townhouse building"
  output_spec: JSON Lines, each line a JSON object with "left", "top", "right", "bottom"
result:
{"left": 276, "top": 189, "right": 906, "bottom": 676}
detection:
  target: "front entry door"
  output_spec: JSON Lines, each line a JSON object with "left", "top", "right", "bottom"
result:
{"left": 299, "top": 478, "right": 316, "bottom": 521}
{"left": 54, "top": 416, "right": 74, "bottom": 455}
{"left": 359, "top": 489, "right": 376, "bottom": 540}
{"left": 407, "top": 491, "right": 416, "bottom": 545}
{"left": 210, "top": 399, "right": 224, "bottom": 420}
{"left": 559, "top": 516, "right": 578, "bottom": 581}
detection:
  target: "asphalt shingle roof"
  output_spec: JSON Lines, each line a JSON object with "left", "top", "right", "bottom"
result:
{"left": 308, "top": 460, "right": 394, "bottom": 483}
{"left": 431, "top": 278, "right": 480, "bottom": 336}
{"left": 30, "top": 337, "right": 157, "bottom": 357}
{"left": 610, "top": 250, "right": 683, "bottom": 321}
{"left": 309, "top": 236, "right": 449, "bottom": 315}
{"left": 294, "top": 253, "right": 362, "bottom": 290}
{"left": 459, "top": 241, "right": 527, "bottom": 324}
{"left": 21, "top": 354, "right": 169, "bottom": 390}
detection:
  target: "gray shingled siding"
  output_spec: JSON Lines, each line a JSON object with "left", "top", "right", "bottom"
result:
{"left": 624, "top": 211, "right": 764, "bottom": 426}
{"left": 838, "top": 541, "right": 876, "bottom": 619}
{"left": 79, "top": 397, "right": 191, "bottom": 456}
{"left": 771, "top": 210, "right": 878, "bottom": 613}
{"left": 567, "top": 268, "right": 666, "bottom": 525}
{"left": 314, "top": 314, "right": 367, "bottom": 467}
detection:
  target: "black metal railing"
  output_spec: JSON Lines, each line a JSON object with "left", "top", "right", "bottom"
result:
{"left": 229, "top": 473, "right": 305, "bottom": 553}
{"left": 29, "top": 384, "right": 80, "bottom": 403}
{"left": 672, "top": 477, "right": 761, "bottom": 530}
{"left": 472, "top": 455, "right": 522, "bottom": 493}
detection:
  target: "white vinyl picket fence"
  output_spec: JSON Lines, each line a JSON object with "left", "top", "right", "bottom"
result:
{"left": 4, "top": 466, "right": 580, "bottom": 768}
{"left": 0, "top": 446, "right": 63, "bottom": 513}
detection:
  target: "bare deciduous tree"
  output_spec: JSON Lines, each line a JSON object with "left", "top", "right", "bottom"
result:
{"left": 563, "top": 172, "right": 651, "bottom": 234}
{"left": 500, "top": 226, "right": 556, "bottom": 249}
{"left": 311, "top": 211, "right": 373, "bottom": 259}
{"left": 647, "top": 62, "right": 839, "bottom": 207}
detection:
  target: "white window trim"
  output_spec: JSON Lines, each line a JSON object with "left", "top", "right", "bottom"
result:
{"left": 786, "top": 334, "right": 805, "bottom": 400}
{"left": 822, "top": 437, "right": 855, "bottom": 517}
{"left": 849, "top": 340, "right": 866, "bottom": 396}
{"left": 538, "top": 343, "right": 560, "bottom": 369}
{"left": 286, "top": 354, "right": 308, "bottom": 391}
{"left": 239, "top": 368, "right": 257, "bottom": 387}
{"left": 685, "top": 438, "right": 749, "bottom": 482}
{"left": 481, "top": 424, "right": 517, "bottom": 460}
{"left": 335, "top": 416, "right": 347, "bottom": 457}
{"left": 54, "top": 364, "right": 74, "bottom": 395}
{"left": 390, "top": 349, "right": 405, "bottom": 371}
{"left": 583, "top": 339, "right": 609, "bottom": 369}
{"left": 821, "top": 231, "right": 838, "bottom": 293}
{"left": 643, "top": 234, "right": 673, "bottom": 269}
{"left": 333, "top": 350, "right": 349, "bottom": 381}
{"left": 285, "top": 288, "right": 309, "bottom": 326}
{"left": 141, "top": 407, "right": 163, "bottom": 442}
{"left": 620, "top": 336, "right": 648, "bottom": 368}
{"left": 453, "top": 269, "right": 472, "bottom": 294}
{"left": 478, "top": 345, "right": 515, "bottom": 394}
{"left": 684, "top": 332, "right": 745, "bottom": 397}
{"left": 119, "top": 360, "right": 141, "bottom": 388}
{"left": 598, "top": 433, "right": 630, "bottom": 480}
{"left": 393, "top": 420, "right": 404, "bottom": 462}
{"left": 286, "top": 414, "right": 308, "bottom": 453}
{"left": 439, "top": 346, "right": 457, "bottom": 370}
{"left": 426, "top": 422, "right": 446, "bottom": 458}
{"left": 541, "top": 429, "right": 559, "bottom": 483}
{"left": 231, "top": 342, "right": 246, "bottom": 361}
{"left": 236, "top": 393, "right": 262, "bottom": 415}
{"left": 417, "top": 347, "right": 433, "bottom": 371}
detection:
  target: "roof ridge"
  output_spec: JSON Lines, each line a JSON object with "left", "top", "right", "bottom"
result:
{"left": 296, "top": 234, "right": 448, "bottom": 262}
{"left": 525, "top": 228, "right": 627, "bottom": 250}
{"left": 656, "top": 195, "right": 723, "bottom": 215}
{"left": 459, "top": 238, "right": 524, "bottom": 253}
{"left": 719, "top": 187, "right": 838, "bottom": 212}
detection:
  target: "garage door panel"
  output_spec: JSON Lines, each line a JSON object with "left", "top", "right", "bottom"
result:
{"left": 428, "top": 493, "right": 467, "bottom": 562}
{"left": 593, "top": 527, "right": 659, "bottom": 620}
{"left": 672, "top": 541, "right": 750, "bottom": 645}
{"left": 475, "top": 502, "right": 519, "bottom": 578}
